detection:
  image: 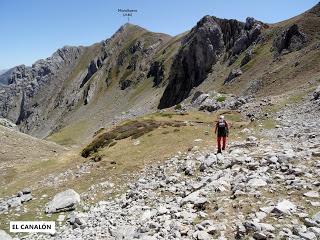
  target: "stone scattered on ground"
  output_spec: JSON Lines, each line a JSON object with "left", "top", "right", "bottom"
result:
{"left": 0, "top": 189, "right": 32, "bottom": 214}
{"left": 12, "top": 88, "right": 320, "bottom": 239}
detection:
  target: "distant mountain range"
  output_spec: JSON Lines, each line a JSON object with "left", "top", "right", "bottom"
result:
{"left": 0, "top": 68, "right": 13, "bottom": 85}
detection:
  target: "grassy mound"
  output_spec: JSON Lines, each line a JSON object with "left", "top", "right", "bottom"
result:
{"left": 81, "top": 119, "right": 186, "bottom": 157}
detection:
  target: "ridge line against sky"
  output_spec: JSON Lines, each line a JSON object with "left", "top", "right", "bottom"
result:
{"left": 0, "top": 0, "right": 318, "bottom": 70}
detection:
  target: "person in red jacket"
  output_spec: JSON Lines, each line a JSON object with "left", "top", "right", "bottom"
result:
{"left": 214, "top": 115, "right": 229, "bottom": 154}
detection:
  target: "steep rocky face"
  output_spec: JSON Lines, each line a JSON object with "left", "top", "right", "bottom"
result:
{"left": 158, "top": 16, "right": 225, "bottom": 109}
{"left": 0, "top": 46, "right": 85, "bottom": 135}
{"left": 80, "top": 57, "right": 104, "bottom": 88}
{"left": 158, "top": 16, "right": 263, "bottom": 109}
{"left": 147, "top": 61, "right": 165, "bottom": 87}
{"left": 272, "top": 24, "right": 307, "bottom": 56}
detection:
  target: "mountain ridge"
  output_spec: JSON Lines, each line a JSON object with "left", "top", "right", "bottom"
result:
{"left": 0, "top": 3, "right": 319, "bottom": 142}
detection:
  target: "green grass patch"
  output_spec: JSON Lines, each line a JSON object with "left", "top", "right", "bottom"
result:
{"left": 216, "top": 96, "right": 226, "bottom": 102}
{"left": 174, "top": 104, "right": 182, "bottom": 110}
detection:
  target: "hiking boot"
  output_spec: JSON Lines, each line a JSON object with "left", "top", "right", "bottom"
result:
{"left": 217, "top": 149, "right": 222, "bottom": 154}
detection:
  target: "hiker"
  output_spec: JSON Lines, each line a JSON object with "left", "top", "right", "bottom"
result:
{"left": 214, "top": 115, "right": 229, "bottom": 154}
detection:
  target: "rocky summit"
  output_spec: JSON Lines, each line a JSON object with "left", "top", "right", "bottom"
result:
{"left": 0, "top": 2, "right": 320, "bottom": 240}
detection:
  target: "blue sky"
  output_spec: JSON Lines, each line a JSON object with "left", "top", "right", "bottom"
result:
{"left": 0, "top": 0, "right": 318, "bottom": 69}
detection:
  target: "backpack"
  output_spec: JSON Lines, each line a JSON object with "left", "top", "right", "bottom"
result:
{"left": 217, "top": 119, "right": 228, "bottom": 136}
{"left": 218, "top": 119, "right": 226, "bottom": 128}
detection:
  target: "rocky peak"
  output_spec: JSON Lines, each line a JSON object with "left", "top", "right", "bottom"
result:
{"left": 110, "top": 23, "right": 146, "bottom": 42}
{"left": 158, "top": 15, "right": 265, "bottom": 109}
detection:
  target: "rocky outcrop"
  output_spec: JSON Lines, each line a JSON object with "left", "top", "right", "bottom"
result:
{"left": 229, "top": 17, "right": 263, "bottom": 56}
{"left": 83, "top": 81, "right": 97, "bottom": 105}
{"left": 119, "top": 79, "right": 133, "bottom": 90}
{"left": 272, "top": 24, "right": 307, "bottom": 56}
{"left": 192, "top": 91, "right": 249, "bottom": 112}
{"left": 147, "top": 61, "right": 165, "bottom": 87}
{"left": 224, "top": 68, "right": 243, "bottom": 84}
{"left": 158, "top": 16, "right": 225, "bottom": 109}
{"left": 80, "top": 57, "right": 103, "bottom": 88}
{"left": 241, "top": 49, "right": 252, "bottom": 66}
{"left": 158, "top": 16, "right": 263, "bottom": 109}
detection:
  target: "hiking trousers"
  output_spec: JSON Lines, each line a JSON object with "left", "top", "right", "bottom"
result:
{"left": 217, "top": 136, "right": 227, "bottom": 151}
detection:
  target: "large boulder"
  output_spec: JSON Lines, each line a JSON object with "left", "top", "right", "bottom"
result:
{"left": 271, "top": 199, "right": 297, "bottom": 215}
{"left": 225, "top": 97, "right": 248, "bottom": 110}
{"left": 272, "top": 24, "right": 307, "bottom": 56}
{"left": 0, "top": 230, "right": 12, "bottom": 240}
{"left": 192, "top": 92, "right": 210, "bottom": 106}
{"left": 6, "top": 197, "right": 22, "bottom": 208}
{"left": 45, "top": 189, "right": 80, "bottom": 214}
{"left": 180, "top": 190, "right": 208, "bottom": 209}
